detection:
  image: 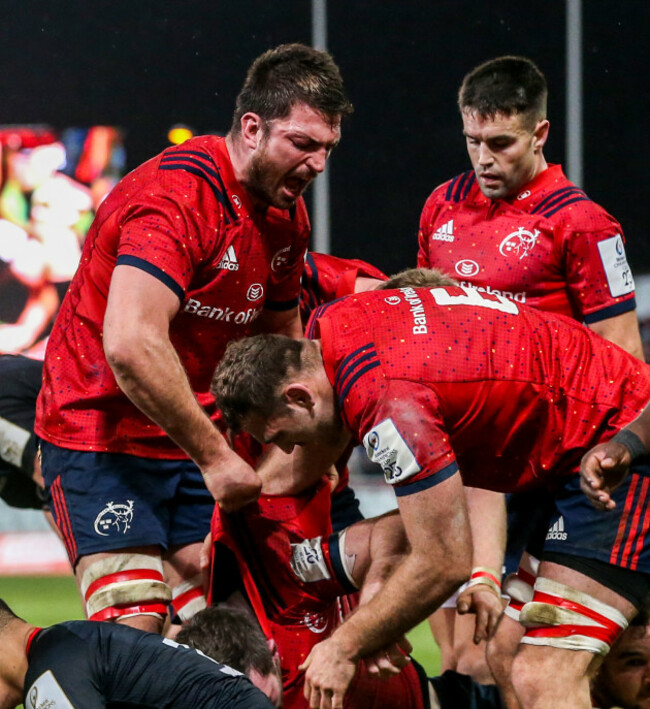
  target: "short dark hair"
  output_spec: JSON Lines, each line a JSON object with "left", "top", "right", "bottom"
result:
{"left": 211, "top": 334, "right": 307, "bottom": 431}
{"left": 0, "top": 599, "right": 19, "bottom": 631}
{"left": 176, "top": 606, "right": 274, "bottom": 678}
{"left": 377, "top": 267, "right": 458, "bottom": 290}
{"left": 458, "top": 56, "right": 547, "bottom": 130}
{"left": 231, "top": 43, "right": 353, "bottom": 134}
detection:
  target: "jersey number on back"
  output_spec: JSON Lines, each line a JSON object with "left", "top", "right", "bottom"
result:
{"left": 429, "top": 285, "right": 519, "bottom": 315}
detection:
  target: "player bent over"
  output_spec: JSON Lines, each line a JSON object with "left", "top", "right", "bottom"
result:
{"left": 0, "top": 599, "right": 272, "bottom": 708}
{"left": 212, "top": 282, "right": 650, "bottom": 709}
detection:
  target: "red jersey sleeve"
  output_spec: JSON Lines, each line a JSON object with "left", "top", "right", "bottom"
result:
{"left": 117, "top": 185, "right": 220, "bottom": 298}
{"left": 353, "top": 378, "right": 459, "bottom": 496}
{"left": 559, "top": 211, "right": 636, "bottom": 324}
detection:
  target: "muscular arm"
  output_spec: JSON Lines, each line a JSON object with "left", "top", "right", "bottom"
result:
{"left": 301, "top": 472, "right": 472, "bottom": 708}
{"left": 103, "top": 264, "right": 261, "bottom": 510}
{"left": 589, "top": 310, "right": 645, "bottom": 361}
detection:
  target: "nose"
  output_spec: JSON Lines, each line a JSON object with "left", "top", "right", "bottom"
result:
{"left": 477, "top": 142, "right": 493, "bottom": 166}
{"left": 306, "top": 148, "right": 328, "bottom": 174}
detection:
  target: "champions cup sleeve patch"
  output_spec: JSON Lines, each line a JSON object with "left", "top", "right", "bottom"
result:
{"left": 597, "top": 235, "right": 635, "bottom": 298}
{"left": 290, "top": 537, "right": 331, "bottom": 583}
{"left": 26, "top": 671, "right": 75, "bottom": 709}
{"left": 363, "top": 418, "right": 421, "bottom": 485}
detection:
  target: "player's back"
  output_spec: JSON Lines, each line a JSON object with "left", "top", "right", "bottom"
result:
{"left": 24, "top": 620, "right": 271, "bottom": 708}
{"left": 310, "top": 285, "right": 650, "bottom": 490}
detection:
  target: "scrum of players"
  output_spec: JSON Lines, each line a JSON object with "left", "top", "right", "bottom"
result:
{"left": 1, "top": 44, "right": 650, "bottom": 709}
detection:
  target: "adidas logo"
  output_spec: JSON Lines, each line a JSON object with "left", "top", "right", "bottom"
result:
{"left": 546, "top": 516, "right": 567, "bottom": 541}
{"left": 432, "top": 219, "right": 455, "bottom": 242}
{"left": 217, "top": 245, "right": 239, "bottom": 271}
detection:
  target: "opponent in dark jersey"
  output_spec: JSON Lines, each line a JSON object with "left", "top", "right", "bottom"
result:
{"left": 0, "top": 354, "right": 43, "bottom": 509}
{"left": 0, "top": 599, "right": 272, "bottom": 709}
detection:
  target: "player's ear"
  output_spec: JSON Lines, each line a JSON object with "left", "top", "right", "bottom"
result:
{"left": 240, "top": 112, "right": 265, "bottom": 150}
{"left": 532, "top": 119, "right": 549, "bottom": 152}
{"left": 283, "top": 383, "right": 315, "bottom": 411}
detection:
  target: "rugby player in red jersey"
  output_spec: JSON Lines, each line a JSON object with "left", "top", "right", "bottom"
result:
{"left": 212, "top": 284, "right": 650, "bottom": 709}
{"left": 417, "top": 55, "right": 645, "bottom": 694}
{"left": 33, "top": 44, "right": 352, "bottom": 633}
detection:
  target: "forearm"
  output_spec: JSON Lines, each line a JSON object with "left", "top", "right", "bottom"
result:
{"left": 465, "top": 487, "right": 506, "bottom": 573}
{"left": 589, "top": 310, "right": 645, "bottom": 362}
{"left": 331, "top": 548, "right": 468, "bottom": 660}
{"left": 358, "top": 511, "right": 409, "bottom": 605}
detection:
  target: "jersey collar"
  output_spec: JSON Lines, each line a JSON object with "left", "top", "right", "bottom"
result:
{"left": 469, "top": 164, "right": 567, "bottom": 212}
{"left": 212, "top": 137, "right": 259, "bottom": 221}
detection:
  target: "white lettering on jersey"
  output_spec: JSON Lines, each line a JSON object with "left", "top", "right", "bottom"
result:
{"left": 459, "top": 281, "right": 527, "bottom": 304}
{"left": 363, "top": 418, "right": 421, "bottom": 485}
{"left": 597, "top": 235, "right": 635, "bottom": 298}
{"left": 429, "top": 285, "right": 519, "bottom": 315}
{"left": 26, "top": 670, "right": 74, "bottom": 709}
{"left": 400, "top": 287, "right": 428, "bottom": 334}
{"left": 183, "top": 298, "right": 262, "bottom": 325}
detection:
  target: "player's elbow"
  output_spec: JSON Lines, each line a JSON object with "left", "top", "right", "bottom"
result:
{"left": 103, "top": 326, "right": 145, "bottom": 381}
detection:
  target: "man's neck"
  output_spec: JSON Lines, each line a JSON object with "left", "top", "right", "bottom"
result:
{"left": 0, "top": 619, "right": 34, "bottom": 705}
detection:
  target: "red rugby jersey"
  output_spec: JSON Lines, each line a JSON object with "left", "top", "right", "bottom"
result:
{"left": 308, "top": 286, "right": 650, "bottom": 496}
{"left": 210, "top": 480, "right": 426, "bottom": 709}
{"left": 418, "top": 165, "right": 636, "bottom": 323}
{"left": 35, "top": 136, "right": 308, "bottom": 457}
{"left": 300, "top": 252, "right": 387, "bottom": 326}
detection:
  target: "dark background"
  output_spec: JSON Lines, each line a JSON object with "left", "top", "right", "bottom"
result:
{"left": 2, "top": 1, "right": 647, "bottom": 274}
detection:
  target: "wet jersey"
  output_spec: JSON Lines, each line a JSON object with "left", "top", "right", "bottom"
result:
{"left": 307, "top": 286, "right": 650, "bottom": 496}
{"left": 209, "top": 480, "right": 426, "bottom": 709}
{"left": 24, "top": 620, "right": 272, "bottom": 708}
{"left": 35, "top": 136, "right": 308, "bottom": 457}
{"left": 418, "top": 165, "right": 636, "bottom": 323}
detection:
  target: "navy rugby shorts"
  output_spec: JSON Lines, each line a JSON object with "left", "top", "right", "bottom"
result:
{"left": 41, "top": 441, "right": 214, "bottom": 566}
{"left": 536, "top": 461, "right": 650, "bottom": 574}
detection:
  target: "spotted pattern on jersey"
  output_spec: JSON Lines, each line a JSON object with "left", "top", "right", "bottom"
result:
{"left": 36, "top": 135, "right": 308, "bottom": 457}
{"left": 309, "top": 287, "right": 650, "bottom": 495}
{"left": 418, "top": 164, "right": 635, "bottom": 323}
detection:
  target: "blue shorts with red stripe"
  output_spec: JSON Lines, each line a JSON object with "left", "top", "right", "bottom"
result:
{"left": 41, "top": 441, "right": 214, "bottom": 567}
{"left": 540, "top": 461, "right": 650, "bottom": 573}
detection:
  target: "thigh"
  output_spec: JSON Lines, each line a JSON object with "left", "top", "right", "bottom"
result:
{"left": 41, "top": 441, "right": 181, "bottom": 565}
{"left": 167, "top": 462, "right": 214, "bottom": 548}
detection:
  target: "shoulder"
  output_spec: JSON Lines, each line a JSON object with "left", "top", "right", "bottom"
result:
{"left": 532, "top": 177, "right": 621, "bottom": 233}
{"left": 424, "top": 170, "right": 477, "bottom": 207}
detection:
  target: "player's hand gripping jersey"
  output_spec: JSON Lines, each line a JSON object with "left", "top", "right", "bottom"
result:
{"left": 209, "top": 479, "right": 427, "bottom": 709}
{"left": 35, "top": 136, "right": 308, "bottom": 457}
{"left": 307, "top": 285, "right": 650, "bottom": 496}
{"left": 418, "top": 165, "right": 636, "bottom": 323}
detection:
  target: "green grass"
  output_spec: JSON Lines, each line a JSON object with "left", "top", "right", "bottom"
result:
{"left": 1, "top": 575, "right": 84, "bottom": 627}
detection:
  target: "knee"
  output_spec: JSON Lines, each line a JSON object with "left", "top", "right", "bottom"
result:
{"left": 455, "top": 643, "right": 494, "bottom": 684}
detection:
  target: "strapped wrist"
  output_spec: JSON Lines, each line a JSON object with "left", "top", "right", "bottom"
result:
{"left": 466, "top": 566, "right": 502, "bottom": 597}
{"left": 612, "top": 429, "right": 647, "bottom": 462}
